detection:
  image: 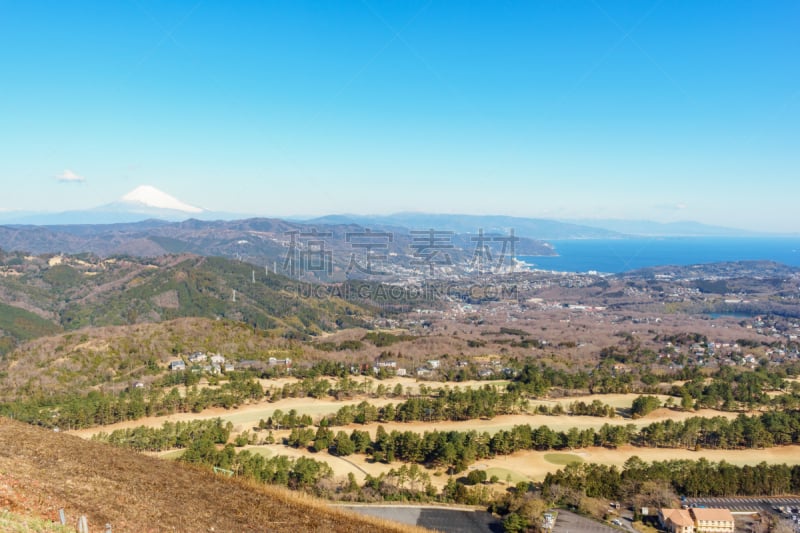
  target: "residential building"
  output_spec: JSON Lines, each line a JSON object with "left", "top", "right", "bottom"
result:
{"left": 188, "top": 352, "right": 207, "bottom": 363}
{"left": 238, "top": 360, "right": 265, "bottom": 370}
{"left": 690, "top": 508, "right": 734, "bottom": 533}
{"left": 659, "top": 508, "right": 734, "bottom": 533}
{"left": 659, "top": 509, "right": 694, "bottom": 533}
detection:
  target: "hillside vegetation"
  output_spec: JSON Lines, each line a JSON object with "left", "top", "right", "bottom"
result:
{"left": 0, "top": 317, "right": 301, "bottom": 401}
{"left": 0, "top": 417, "right": 425, "bottom": 533}
{"left": 0, "top": 302, "right": 62, "bottom": 354}
{"left": 0, "top": 252, "right": 372, "bottom": 346}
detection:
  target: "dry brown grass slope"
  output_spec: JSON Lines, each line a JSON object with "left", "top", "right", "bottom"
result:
{"left": 0, "top": 418, "right": 428, "bottom": 533}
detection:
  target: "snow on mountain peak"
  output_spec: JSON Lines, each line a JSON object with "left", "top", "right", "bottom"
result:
{"left": 120, "top": 185, "right": 204, "bottom": 214}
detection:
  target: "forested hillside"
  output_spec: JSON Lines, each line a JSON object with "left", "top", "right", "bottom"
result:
{"left": 0, "top": 251, "right": 372, "bottom": 354}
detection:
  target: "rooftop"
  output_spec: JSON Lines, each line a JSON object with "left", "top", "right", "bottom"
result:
{"left": 661, "top": 508, "right": 695, "bottom": 527}
{"left": 690, "top": 508, "right": 734, "bottom": 523}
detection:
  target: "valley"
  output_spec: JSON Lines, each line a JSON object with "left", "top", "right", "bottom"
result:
{"left": 1, "top": 249, "right": 799, "bottom": 532}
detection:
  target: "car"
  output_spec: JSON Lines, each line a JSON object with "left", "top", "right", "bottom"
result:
{"left": 611, "top": 519, "right": 623, "bottom": 526}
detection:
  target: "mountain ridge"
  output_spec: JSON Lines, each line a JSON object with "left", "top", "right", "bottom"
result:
{"left": 303, "top": 212, "right": 624, "bottom": 240}
{"left": 0, "top": 217, "right": 557, "bottom": 280}
{"left": 0, "top": 252, "right": 373, "bottom": 355}
{"left": 0, "top": 185, "right": 766, "bottom": 237}
{"left": 564, "top": 218, "right": 773, "bottom": 237}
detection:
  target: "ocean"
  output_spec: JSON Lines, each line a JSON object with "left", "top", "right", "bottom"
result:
{"left": 519, "top": 237, "right": 800, "bottom": 274}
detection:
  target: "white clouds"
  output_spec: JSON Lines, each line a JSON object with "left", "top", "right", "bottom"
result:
{"left": 56, "top": 169, "right": 86, "bottom": 183}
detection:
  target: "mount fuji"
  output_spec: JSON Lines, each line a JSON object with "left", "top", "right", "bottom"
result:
{"left": 0, "top": 186, "right": 238, "bottom": 225}
{"left": 95, "top": 184, "right": 210, "bottom": 222}
{"left": 117, "top": 185, "right": 204, "bottom": 215}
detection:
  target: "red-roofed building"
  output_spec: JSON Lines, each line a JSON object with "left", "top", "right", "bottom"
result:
{"left": 659, "top": 508, "right": 695, "bottom": 533}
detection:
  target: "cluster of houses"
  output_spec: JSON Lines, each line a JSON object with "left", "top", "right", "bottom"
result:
{"left": 369, "top": 358, "right": 442, "bottom": 378}
{"left": 656, "top": 337, "right": 800, "bottom": 371}
{"left": 169, "top": 351, "right": 232, "bottom": 374}
{"left": 168, "top": 352, "right": 294, "bottom": 375}
{"left": 368, "top": 355, "right": 511, "bottom": 380}
{"left": 659, "top": 508, "right": 735, "bottom": 533}
{"left": 371, "top": 357, "right": 480, "bottom": 378}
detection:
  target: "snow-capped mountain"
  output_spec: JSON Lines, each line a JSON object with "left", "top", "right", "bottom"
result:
{"left": 97, "top": 185, "right": 209, "bottom": 221}
{"left": 118, "top": 185, "right": 204, "bottom": 214}
{"left": 0, "top": 186, "right": 229, "bottom": 225}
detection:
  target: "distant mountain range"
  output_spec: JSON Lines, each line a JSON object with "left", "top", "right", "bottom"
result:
{"left": 564, "top": 218, "right": 768, "bottom": 237}
{"left": 307, "top": 214, "right": 783, "bottom": 238}
{"left": 0, "top": 185, "right": 239, "bottom": 225}
{"left": 303, "top": 213, "right": 622, "bottom": 240}
{"left": 0, "top": 185, "right": 780, "bottom": 245}
{"left": 0, "top": 215, "right": 556, "bottom": 280}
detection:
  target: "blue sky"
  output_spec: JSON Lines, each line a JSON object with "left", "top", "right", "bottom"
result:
{"left": 0, "top": 1, "right": 798, "bottom": 232}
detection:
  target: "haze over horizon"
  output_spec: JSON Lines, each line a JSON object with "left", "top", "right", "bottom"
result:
{"left": 1, "top": 2, "right": 798, "bottom": 233}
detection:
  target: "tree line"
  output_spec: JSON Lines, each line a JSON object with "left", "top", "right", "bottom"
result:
{"left": 544, "top": 457, "right": 800, "bottom": 502}
{"left": 287, "top": 409, "right": 800, "bottom": 473}
{"left": 180, "top": 438, "right": 334, "bottom": 491}
{"left": 0, "top": 378, "right": 263, "bottom": 430}
{"left": 4, "top": 358, "right": 798, "bottom": 433}
{"left": 92, "top": 418, "right": 232, "bottom": 452}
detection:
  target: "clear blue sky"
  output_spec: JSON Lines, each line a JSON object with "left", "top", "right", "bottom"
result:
{"left": 1, "top": 1, "right": 798, "bottom": 231}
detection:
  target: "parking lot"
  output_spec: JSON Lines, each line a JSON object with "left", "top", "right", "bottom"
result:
{"left": 340, "top": 505, "right": 502, "bottom": 532}
{"left": 685, "top": 497, "right": 800, "bottom": 533}
{"left": 685, "top": 497, "right": 800, "bottom": 514}
{"left": 552, "top": 509, "right": 621, "bottom": 533}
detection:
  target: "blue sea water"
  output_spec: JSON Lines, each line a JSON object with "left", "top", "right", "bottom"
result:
{"left": 519, "top": 237, "right": 800, "bottom": 274}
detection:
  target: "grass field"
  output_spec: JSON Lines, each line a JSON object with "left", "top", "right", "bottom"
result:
{"left": 479, "top": 444, "right": 800, "bottom": 482}
{"left": 483, "top": 467, "right": 531, "bottom": 484}
{"left": 66, "top": 387, "right": 800, "bottom": 493}
{"left": 244, "top": 446, "right": 274, "bottom": 458}
{"left": 158, "top": 449, "right": 186, "bottom": 460}
{"left": 543, "top": 453, "right": 585, "bottom": 466}
{"left": 70, "top": 390, "right": 733, "bottom": 442}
